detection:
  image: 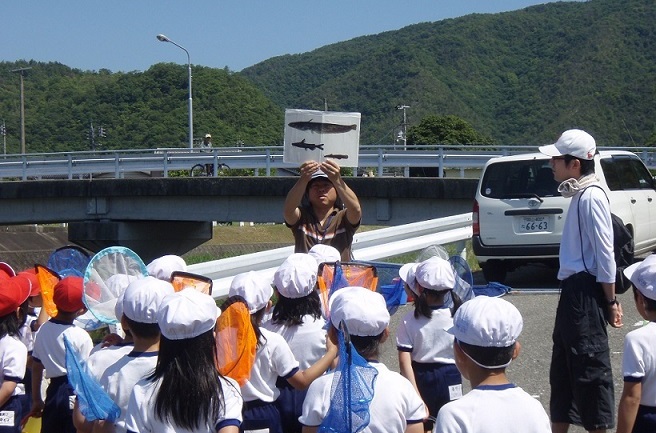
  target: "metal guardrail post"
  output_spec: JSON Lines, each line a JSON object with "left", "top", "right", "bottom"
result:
{"left": 438, "top": 147, "right": 444, "bottom": 178}
{"left": 67, "top": 154, "right": 73, "bottom": 180}
{"left": 377, "top": 148, "right": 384, "bottom": 177}
{"left": 265, "top": 148, "right": 271, "bottom": 177}
{"left": 21, "top": 156, "right": 27, "bottom": 181}
{"left": 114, "top": 153, "right": 120, "bottom": 179}
{"left": 163, "top": 151, "right": 169, "bottom": 178}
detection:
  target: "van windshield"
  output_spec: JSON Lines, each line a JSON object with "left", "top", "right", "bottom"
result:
{"left": 481, "top": 160, "right": 559, "bottom": 199}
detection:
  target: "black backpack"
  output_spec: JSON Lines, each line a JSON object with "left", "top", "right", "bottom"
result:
{"left": 579, "top": 186, "right": 634, "bottom": 294}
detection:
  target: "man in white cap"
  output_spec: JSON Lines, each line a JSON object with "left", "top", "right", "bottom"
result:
{"left": 435, "top": 296, "right": 550, "bottom": 433}
{"left": 616, "top": 255, "right": 656, "bottom": 433}
{"left": 539, "top": 129, "right": 622, "bottom": 433}
{"left": 283, "top": 159, "right": 361, "bottom": 262}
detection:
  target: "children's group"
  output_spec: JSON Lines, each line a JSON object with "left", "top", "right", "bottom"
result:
{"left": 0, "top": 243, "right": 655, "bottom": 433}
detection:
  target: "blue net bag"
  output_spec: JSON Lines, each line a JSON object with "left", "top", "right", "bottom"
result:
{"left": 319, "top": 325, "right": 378, "bottom": 433}
{"left": 64, "top": 336, "right": 121, "bottom": 422}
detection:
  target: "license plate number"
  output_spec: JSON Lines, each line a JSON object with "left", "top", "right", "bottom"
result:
{"left": 519, "top": 216, "right": 549, "bottom": 232}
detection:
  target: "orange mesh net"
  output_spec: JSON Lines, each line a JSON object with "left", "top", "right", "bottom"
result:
{"left": 215, "top": 301, "right": 257, "bottom": 386}
{"left": 317, "top": 262, "right": 378, "bottom": 319}
{"left": 36, "top": 264, "right": 61, "bottom": 317}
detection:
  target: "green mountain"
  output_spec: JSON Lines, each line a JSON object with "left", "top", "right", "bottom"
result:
{"left": 240, "top": 0, "right": 656, "bottom": 146}
{"left": 0, "top": 62, "right": 284, "bottom": 153}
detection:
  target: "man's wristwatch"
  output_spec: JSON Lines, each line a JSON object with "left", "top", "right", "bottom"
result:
{"left": 607, "top": 297, "right": 620, "bottom": 307}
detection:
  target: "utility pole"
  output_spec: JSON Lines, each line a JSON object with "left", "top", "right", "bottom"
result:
{"left": 396, "top": 105, "right": 410, "bottom": 177}
{"left": 10, "top": 67, "right": 31, "bottom": 154}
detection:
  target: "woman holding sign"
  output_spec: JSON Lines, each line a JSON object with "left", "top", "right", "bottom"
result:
{"left": 283, "top": 159, "right": 361, "bottom": 262}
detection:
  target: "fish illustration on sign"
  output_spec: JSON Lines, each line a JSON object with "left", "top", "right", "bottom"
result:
{"left": 324, "top": 154, "right": 349, "bottom": 160}
{"left": 288, "top": 120, "right": 357, "bottom": 134}
{"left": 291, "top": 139, "right": 324, "bottom": 151}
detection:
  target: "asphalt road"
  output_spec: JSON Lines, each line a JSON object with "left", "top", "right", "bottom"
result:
{"left": 378, "top": 264, "right": 641, "bottom": 432}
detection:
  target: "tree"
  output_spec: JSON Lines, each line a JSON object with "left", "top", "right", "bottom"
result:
{"left": 407, "top": 114, "right": 493, "bottom": 146}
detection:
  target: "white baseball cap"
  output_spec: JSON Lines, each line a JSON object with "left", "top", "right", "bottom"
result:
{"left": 122, "top": 276, "right": 174, "bottom": 324}
{"left": 398, "top": 263, "right": 419, "bottom": 296}
{"left": 330, "top": 286, "right": 389, "bottom": 337}
{"left": 624, "top": 255, "right": 656, "bottom": 301}
{"left": 308, "top": 244, "right": 341, "bottom": 264}
{"left": 204, "top": 133, "right": 212, "bottom": 138}
{"left": 229, "top": 271, "right": 273, "bottom": 314}
{"left": 147, "top": 255, "right": 187, "bottom": 281}
{"left": 157, "top": 288, "right": 218, "bottom": 340}
{"left": 449, "top": 296, "right": 523, "bottom": 348}
{"left": 274, "top": 254, "right": 318, "bottom": 299}
{"left": 538, "top": 129, "right": 596, "bottom": 161}
{"left": 414, "top": 257, "right": 456, "bottom": 292}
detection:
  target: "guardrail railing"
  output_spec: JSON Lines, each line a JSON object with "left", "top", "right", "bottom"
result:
{"left": 1, "top": 145, "right": 653, "bottom": 180}
{"left": 188, "top": 212, "right": 473, "bottom": 298}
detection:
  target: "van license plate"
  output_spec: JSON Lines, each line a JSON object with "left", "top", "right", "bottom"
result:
{"left": 519, "top": 216, "right": 549, "bottom": 232}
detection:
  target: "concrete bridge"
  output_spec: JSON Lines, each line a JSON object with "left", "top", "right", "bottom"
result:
{"left": 0, "top": 176, "right": 477, "bottom": 262}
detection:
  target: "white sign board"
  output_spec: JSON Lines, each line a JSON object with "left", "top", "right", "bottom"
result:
{"left": 283, "top": 109, "right": 360, "bottom": 167}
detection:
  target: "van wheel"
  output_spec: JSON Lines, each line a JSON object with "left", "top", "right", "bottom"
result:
{"left": 482, "top": 262, "right": 507, "bottom": 284}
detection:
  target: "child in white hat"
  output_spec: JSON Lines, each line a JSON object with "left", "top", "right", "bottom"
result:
{"left": 617, "top": 255, "right": 656, "bottom": 433}
{"left": 264, "top": 253, "right": 327, "bottom": 433}
{"left": 397, "top": 257, "right": 462, "bottom": 431}
{"left": 300, "top": 286, "right": 427, "bottom": 433}
{"left": 124, "top": 289, "right": 243, "bottom": 433}
{"left": 435, "top": 296, "right": 550, "bottom": 433}
{"left": 74, "top": 276, "right": 174, "bottom": 433}
{"left": 218, "top": 271, "right": 337, "bottom": 433}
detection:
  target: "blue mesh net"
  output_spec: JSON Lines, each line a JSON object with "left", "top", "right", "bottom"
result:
{"left": 64, "top": 336, "right": 121, "bottom": 422}
{"left": 47, "top": 246, "right": 91, "bottom": 277}
{"left": 319, "top": 326, "right": 377, "bottom": 433}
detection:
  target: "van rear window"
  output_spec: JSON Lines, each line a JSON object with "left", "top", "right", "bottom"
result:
{"left": 481, "top": 160, "right": 558, "bottom": 198}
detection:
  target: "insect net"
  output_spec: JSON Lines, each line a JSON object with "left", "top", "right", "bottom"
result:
{"left": 319, "top": 323, "right": 377, "bottom": 433}
{"left": 64, "top": 336, "right": 120, "bottom": 422}
{"left": 317, "top": 262, "right": 378, "bottom": 320}
{"left": 47, "top": 245, "right": 91, "bottom": 278}
{"left": 83, "top": 246, "right": 147, "bottom": 324}
{"left": 215, "top": 300, "right": 257, "bottom": 386}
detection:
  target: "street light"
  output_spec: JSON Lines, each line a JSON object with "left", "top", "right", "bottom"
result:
{"left": 156, "top": 34, "right": 193, "bottom": 149}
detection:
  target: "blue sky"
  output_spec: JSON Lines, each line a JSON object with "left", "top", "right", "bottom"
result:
{"left": 3, "top": 1, "right": 582, "bottom": 73}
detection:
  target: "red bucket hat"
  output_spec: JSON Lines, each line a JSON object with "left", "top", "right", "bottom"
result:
{"left": 0, "top": 277, "right": 31, "bottom": 316}
{"left": 53, "top": 276, "right": 85, "bottom": 313}
{"left": 0, "top": 262, "right": 16, "bottom": 280}
{"left": 17, "top": 269, "right": 41, "bottom": 297}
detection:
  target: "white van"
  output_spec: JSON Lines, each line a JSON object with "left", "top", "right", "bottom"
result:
{"left": 472, "top": 150, "right": 656, "bottom": 283}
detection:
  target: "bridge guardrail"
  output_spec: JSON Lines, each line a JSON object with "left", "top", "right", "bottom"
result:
{"left": 1, "top": 145, "right": 654, "bottom": 180}
{"left": 187, "top": 212, "right": 473, "bottom": 298}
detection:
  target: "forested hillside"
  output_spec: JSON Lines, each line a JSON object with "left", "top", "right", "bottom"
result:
{"left": 241, "top": 0, "right": 656, "bottom": 146}
{"left": 1, "top": 0, "right": 654, "bottom": 153}
{"left": 0, "top": 62, "right": 284, "bottom": 153}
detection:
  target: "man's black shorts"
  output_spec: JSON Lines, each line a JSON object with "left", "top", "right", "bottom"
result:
{"left": 550, "top": 272, "right": 614, "bottom": 430}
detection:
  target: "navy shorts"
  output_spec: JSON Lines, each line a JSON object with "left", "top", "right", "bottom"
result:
{"left": 0, "top": 395, "right": 23, "bottom": 433}
{"left": 412, "top": 361, "right": 462, "bottom": 430}
{"left": 242, "top": 399, "right": 283, "bottom": 433}
{"left": 633, "top": 405, "right": 656, "bottom": 433}
{"left": 275, "top": 377, "right": 306, "bottom": 433}
{"left": 550, "top": 272, "right": 614, "bottom": 430}
{"left": 42, "top": 376, "right": 77, "bottom": 433}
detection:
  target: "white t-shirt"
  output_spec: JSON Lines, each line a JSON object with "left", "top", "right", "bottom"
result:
{"left": 435, "top": 384, "right": 550, "bottom": 433}
{"left": 263, "top": 315, "right": 327, "bottom": 369}
{"left": 98, "top": 351, "right": 158, "bottom": 432}
{"left": 0, "top": 334, "right": 28, "bottom": 397}
{"left": 558, "top": 185, "right": 615, "bottom": 283}
{"left": 300, "top": 362, "right": 427, "bottom": 432}
{"left": 241, "top": 328, "right": 299, "bottom": 402}
{"left": 622, "top": 321, "right": 656, "bottom": 406}
{"left": 124, "top": 375, "right": 243, "bottom": 433}
{"left": 396, "top": 307, "right": 456, "bottom": 364}
{"left": 86, "top": 343, "right": 134, "bottom": 381}
{"left": 32, "top": 319, "right": 93, "bottom": 378}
